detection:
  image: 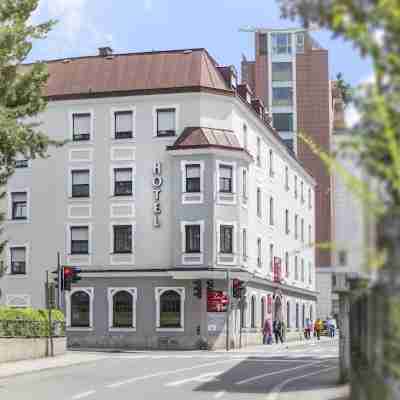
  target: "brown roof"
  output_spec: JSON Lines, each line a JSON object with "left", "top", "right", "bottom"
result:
{"left": 41, "top": 48, "right": 231, "bottom": 99}
{"left": 167, "top": 127, "right": 250, "bottom": 154}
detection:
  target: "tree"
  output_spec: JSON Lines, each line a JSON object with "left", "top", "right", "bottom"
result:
{"left": 0, "top": 0, "right": 59, "bottom": 254}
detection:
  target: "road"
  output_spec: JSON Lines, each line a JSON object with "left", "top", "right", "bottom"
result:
{"left": 0, "top": 340, "right": 347, "bottom": 400}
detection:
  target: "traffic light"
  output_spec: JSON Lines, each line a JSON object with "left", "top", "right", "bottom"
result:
{"left": 52, "top": 268, "right": 63, "bottom": 291}
{"left": 233, "top": 279, "right": 246, "bottom": 298}
{"left": 63, "top": 266, "right": 82, "bottom": 291}
{"left": 238, "top": 280, "right": 246, "bottom": 298}
{"left": 193, "top": 280, "right": 202, "bottom": 298}
{"left": 206, "top": 280, "right": 214, "bottom": 291}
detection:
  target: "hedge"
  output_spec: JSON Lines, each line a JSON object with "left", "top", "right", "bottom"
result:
{"left": 0, "top": 307, "right": 65, "bottom": 338}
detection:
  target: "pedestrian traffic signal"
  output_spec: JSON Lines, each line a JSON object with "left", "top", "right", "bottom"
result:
{"left": 63, "top": 266, "right": 82, "bottom": 291}
{"left": 193, "top": 280, "right": 202, "bottom": 298}
{"left": 232, "top": 279, "right": 240, "bottom": 298}
{"left": 206, "top": 280, "right": 214, "bottom": 291}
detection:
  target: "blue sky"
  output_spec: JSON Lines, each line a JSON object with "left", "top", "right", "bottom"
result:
{"left": 31, "top": 0, "right": 371, "bottom": 86}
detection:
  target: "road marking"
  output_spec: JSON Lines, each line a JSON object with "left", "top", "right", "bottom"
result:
{"left": 214, "top": 391, "right": 226, "bottom": 398}
{"left": 266, "top": 366, "right": 337, "bottom": 400}
{"left": 235, "top": 361, "right": 325, "bottom": 385}
{"left": 106, "top": 359, "right": 236, "bottom": 388}
{"left": 165, "top": 371, "right": 223, "bottom": 387}
{"left": 150, "top": 355, "right": 170, "bottom": 359}
{"left": 174, "top": 355, "right": 194, "bottom": 359}
{"left": 71, "top": 390, "right": 96, "bottom": 399}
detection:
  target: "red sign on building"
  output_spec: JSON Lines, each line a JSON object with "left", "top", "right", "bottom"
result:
{"left": 273, "top": 257, "right": 282, "bottom": 283}
{"left": 207, "top": 291, "right": 229, "bottom": 312}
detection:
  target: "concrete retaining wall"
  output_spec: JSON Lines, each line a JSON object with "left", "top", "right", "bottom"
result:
{"left": 0, "top": 337, "right": 66, "bottom": 363}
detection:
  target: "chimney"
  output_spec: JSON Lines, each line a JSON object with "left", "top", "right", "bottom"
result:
{"left": 98, "top": 47, "right": 113, "bottom": 57}
{"left": 217, "top": 65, "right": 238, "bottom": 89}
{"left": 237, "top": 83, "right": 253, "bottom": 104}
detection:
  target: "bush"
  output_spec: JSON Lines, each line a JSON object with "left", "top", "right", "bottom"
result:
{"left": 0, "top": 307, "right": 65, "bottom": 338}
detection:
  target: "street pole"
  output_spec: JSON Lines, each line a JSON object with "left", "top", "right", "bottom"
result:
{"left": 226, "top": 269, "right": 230, "bottom": 351}
{"left": 57, "top": 252, "right": 61, "bottom": 310}
{"left": 46, "top": 271, "right": 54, "bottom": 357}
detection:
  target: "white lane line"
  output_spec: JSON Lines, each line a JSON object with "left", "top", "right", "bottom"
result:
{"left": 174, "top": 355, "right": 194, "bottom": 359}
{"left": 106, "top": 359, "right": 236, "bottom": 388}
{"left": 214, "top": 390, "right": 226, "bottom": 399}
{"left": 235, "top": 360, "right": 325, "bottom": 385}
{"left": 71, "top": 390, "right": 96, "bottom": 400}
{"left": 266, "top": 366, "right": 337, "bottom": 400}
{"left": 165, "top": 371, "right": 223, "bottom": 387}
{"left": 150, "top": 355, "right": 169, "bottom": 359}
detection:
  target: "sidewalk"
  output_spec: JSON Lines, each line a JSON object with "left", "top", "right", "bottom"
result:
{"left": 0, "top": 352, "right": 109, "bottom": 379}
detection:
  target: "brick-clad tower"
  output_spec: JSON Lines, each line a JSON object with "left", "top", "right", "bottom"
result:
{"left": 242, "top": 28, "right": 332, "bottom": 269}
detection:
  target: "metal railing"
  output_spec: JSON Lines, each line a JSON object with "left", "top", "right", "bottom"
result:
{"left": 0, "top": 319, "right": 65, "bottom": 338}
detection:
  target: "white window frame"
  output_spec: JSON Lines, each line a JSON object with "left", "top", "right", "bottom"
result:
{"left": 66, "top": 287, "right": 94, "bottom": 331}
{"left": 216, "top": 160, "right": 237, "bottom": 205}
{"left": 8, "top": 189, "right": 30, "bottom": 223}
{"left": 180, "top": 220, "right": 204, "bottom": 265}
{"left": 110, "top": 222, "right": 134, "bottom": 260}
{"left": 107, "top": 287, "right": 137, "bottom": 332}
{"left": 153, "top": 105, "right": 180, "bottom": 138}
{"left": 110, "top": 163, "right": 135, "bottom": 198}
{"left": 69, "top": 166, "right": 93, "bottom": 198}
{"left": 110, "top": 106, "right": 136, "bottom": 140}
{"left": 256, "top": 137, "right": 262, "bottom": 167}
{"left": 155, "top": 287, "right": 185, "bottom": 332}
{"left": 6, "top": 243, "right": 29, "bottom": 277}
{"left": 241, "top": 168, "right": 248, "bottom": 206}
{"left": 69, "top": 110, "right": 94, "bottom": 144}
{"left": 181, "top": 160, "right": 204, "bottom": 204}
{"left": 256, "top": 187, "right": 262, "bottom": 219}
{"left": 257, "top": 237, "right": 263, "bottom": 268}
{"left": 66, "top": 223, "right": 92, "bottom": 265}
{"left": 242, "top": 227, "right": 248, "bottom": 264}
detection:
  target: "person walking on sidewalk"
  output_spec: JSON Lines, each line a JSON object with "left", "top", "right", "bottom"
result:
{"left": 263, "top": 318, "right": 273, "bottom": 345}
{"left": 273, "top": 319, "right": 284, "bottom": 344}
{"left": 327, "top": 317, "right": 336, "bottom": 338}
{"left": 304, "top": 318, "right": 312, "bottom": 339}
{"left": 314, "top": 318, "right": 322, "bottom": 340}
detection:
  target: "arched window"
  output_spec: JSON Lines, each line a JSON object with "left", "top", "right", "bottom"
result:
{"left": 113, "top": 291, "right": 133, "bottom": 328}
{"left": 71, "top": 290, "right": 90, "bottom": 327}
{"left": 286, "top": 301, "right": 291, "bottom": 329}
{"left": 295, "top": 303, "right": 299, "bottom": 329}
{"left": 250, "top": 295, "right": 256, "bottom": 328}
{"left": 160, "top": 290, "right": 181, "bottom": 328}
{"left": 302, "top": 304, "right": 306, "bottom": 328}
{"left": 261, "top": 297, "right": 266, "bottom": 328}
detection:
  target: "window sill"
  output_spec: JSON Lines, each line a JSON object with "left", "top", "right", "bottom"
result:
{"left": 67, "top": 327, "right": 93, "bottom": 332}
{"left": 6, "top": 274, "right": 28, "bottom": 279}
{"left": 156, "top": 327, "right": 184, "bottom": 332}
{"left": 70, "top": 141, "right": 94, "bottom": 146}
{"left": 8, "top": 219, "right": 29, "bottom": 224}
{"left": 111, "top": 252, "right": 133, "bottom": 255}
{"left": 109, "top": 327, "right": 136, "bottom": 332}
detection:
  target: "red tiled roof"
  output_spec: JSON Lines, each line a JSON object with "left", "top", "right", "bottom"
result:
{"left": 41, "top": 49, "right": 231, "bottom": 99}
{"left": 167, "top": 127, "right": 248, "bottom": 153}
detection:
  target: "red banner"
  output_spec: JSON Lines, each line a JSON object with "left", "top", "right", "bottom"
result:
{"left": 273, "top": 257, "right": 282, "bottom": 283}
{"left": 207, "top": 291, "right": 229, "bottom": 312}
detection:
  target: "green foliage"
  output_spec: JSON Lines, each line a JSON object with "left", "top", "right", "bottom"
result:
{"left": 0, "top": 306, "right": 64, "bottom": 337}
{"left": 335, "top": 72, "right": 353, "bottom": 107}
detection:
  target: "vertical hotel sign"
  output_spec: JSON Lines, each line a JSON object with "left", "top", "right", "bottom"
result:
{"left": 152, "top": 161, "right": 163, "bottom": 227}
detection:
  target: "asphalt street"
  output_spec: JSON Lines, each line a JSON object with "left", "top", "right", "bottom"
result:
{"left": 0, "top": 340, "right": 345, "bottom": 400}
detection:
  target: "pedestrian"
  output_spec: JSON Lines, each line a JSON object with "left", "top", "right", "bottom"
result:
{"left": 328, "top": 317, "right": 336, "bottom": 338}
{"left": 304, "top": 318, "right": 312, "bottom": 339}
{"left": 314, "top": 318, "right": 322, "bottom": 340}
{"left": 263, "top": 319, "right": 273, "bottom": 345}
{"left": 273, "top": 319, "right": 284, "bottom": 344}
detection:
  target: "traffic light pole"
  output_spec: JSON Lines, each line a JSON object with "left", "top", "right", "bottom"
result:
{"left": 57, "top": 252, "right": 61, "bottom": 310}
{"left": 46, "top": 271, "right": 54, "bottom": 357}
{"left": 225, "top": 269, "right": 231, "bottom": 352}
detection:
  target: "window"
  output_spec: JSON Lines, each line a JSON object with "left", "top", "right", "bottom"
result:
{"left": 285, "top": 166, "right": 289, "bottom": 190}
{"left": 302, "top": 304, "right": 306, "bottom": 328}
{"left": 112, "top": 290, "right": 133, "bottom": 328}
{"left": 70, "top": 290, "right": 90, "bottom": 327}
{"left": 269, "top": 149, "right": 274, "bottom": 177}
{"left": 308, "top": 224, "right": 312, "bottom": 245}
{"left": 243, "top": 124, "right": 248, "bottom": 149}
{"left": 272, "top": 87, "right": 293, "bottom": 106}
{"left": 294, "top": 175, "right": 298, "bottom": 198}
{"left": 11, "top": 192, "right": 27, "bottom": 220}
{"left": 269, "top": 243, "right": 274, "bottom": 271}
{"left": 242, "top": 228, "right": 247, "bottom": 261}
{"left": 115, "top": 111, "right": 133, "bottom": 139}
{"left": 10, "top": 247, "right": 26, "bottom": 275}
{"left": 256, "top": 137, "right": 261, "bottom": 166}
{"left": 294, "top": 214, "right": 298, "bottom": 239}
{"left": 250, "top": 296, "right": 256, "bottom": 328}
{"left": 257, "top": 238, "right": 262, "bottom": 267}
{"left": 301, "top": 259, "right": 305, "bottom": 282}
{"left": 159, "top": 290, "right": 181, "bottom": 328}
{"left": 72, "top": 170, "right": 89, "bottom": 198}
{"left": 219, "top": 165, "right": 233, "bottom": 193}
{"left": 295, "top": 303, "right": 299, "bottom": 329}
{"left": 220, "top": 225, "right": 233, "bottom": 254}
{"left": 308, "top": 188, "right": 312, "bottom": 209}
{"left": 114, "top": 168, "right": 132, "bottom": 196}
{"left": 287, "top": 301, "right": 291, "bottom": 329}
{"left": 114, "top": 225, "right": 132, "bottom": 254}
{"left": 15, "top": 159, "right": 28, "bottom": 168}
{"left": 308, "top": 261, "right": 312, "bottom": 284}
{"left": 296, "top": 32, "right": 305, "bottom": 53}
{"left": 271, "top": 62, "right": 292, "bottom": 81}
{"left": 285, "top": 209, "right": 290, "bottom": 234}
{"left": 285, "top": 251, "right": 289, "bottom": 277}
{"left": 271, "top": 32, "right": 292, "bottom": 54}
{"left": 72, "top": 113, "right": 91, "bottom": 141}
{"left": 71, "top": 226, "right": 89, "bottom": 255}
{"left": 185, "top": 164, "right": 201, "bottom": 193}
{"left": 185, "top": 225, "right": 201, "bottom": 253}
{"left": 261, "top": 298, "right": 266, "bottom": 328}
{"left": 301, "top": 218, "right": 304, "bottom": 242}
{"left": 242, "top": 169, "right": 248, "bottom": 200}
{"left": 301, "top": 181, "right": 304, "bottom": 203}
{"left": 259, "top": 33, "right": 268, "bottom": 55}
{"left": 156, "top": 108, "right": 176, "bottom": 136}
{"left": 339, "top": 250, "right": 347, "bottom": 266}
{"left": 273, "top": 113, "right": 293, "bottom": 132}
{"left": 269, "top": 197, "right": 274, "bottom": 225}
{"left": 295, "top": 256, "right": 299, "bottom": 280}
{"left": 257, "top": 188, "right": 262, "bottom": 218}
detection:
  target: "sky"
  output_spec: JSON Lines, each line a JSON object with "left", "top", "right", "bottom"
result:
{"left": 30, "top": 0, "right": 372, "bottom": 87}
